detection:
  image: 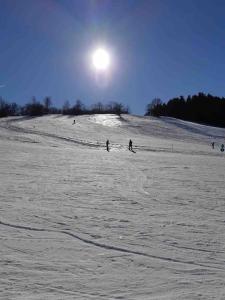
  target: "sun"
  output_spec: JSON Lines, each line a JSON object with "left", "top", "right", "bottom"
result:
{"left": 92, "top": 48, "right": 110, "bottom": 71}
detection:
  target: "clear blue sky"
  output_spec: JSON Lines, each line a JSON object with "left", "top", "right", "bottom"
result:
{"left": 0, "top": 0, "right": 224, "bottom": 115}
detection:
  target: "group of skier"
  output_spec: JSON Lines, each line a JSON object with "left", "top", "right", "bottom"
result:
{"left": 72, "top": 121, "right": 225, "bottom": 153}
{"left": 72, "top": 120, "right": 133, "bottom": 152}
{"left": 211, "top": 141, "right": 224, "bottom": 152}
{"left": 106, "top": 139, "right": 133, "bottom": 152}
{"left": 72, "top": 120, "right": 224, "bottom": 153}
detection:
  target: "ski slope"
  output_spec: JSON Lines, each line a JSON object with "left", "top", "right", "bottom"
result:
{"left": 0, "top": 114, "right": 225, "bottom": 299}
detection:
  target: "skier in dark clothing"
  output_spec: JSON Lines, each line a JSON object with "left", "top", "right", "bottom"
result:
{"left": 221, "top": 144, "right": 224, "bottom": 152}
{"left": 129, "top": 139, "right": 133, "bottom": 151}
{"left": 211, "top": 142, "right": 215, "bottom": 149}
{"left": 106, "top": 139, "right": 110, "bottom": 152}
{"left": 72, "top": 119, "right": 76, "bottom": 125}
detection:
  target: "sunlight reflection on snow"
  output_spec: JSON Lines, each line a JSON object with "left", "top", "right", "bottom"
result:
{"left": 90, "top": 114, "right": 122, "bottom": 127}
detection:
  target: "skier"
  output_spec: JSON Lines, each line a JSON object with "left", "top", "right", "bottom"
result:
{"left": 129, "top": 139, "right": 133, "bottom": 151}
{"left": 72, "top": 119, "right": 76, "bottom": 125}
{"left": 220, "top": 144, "right": 224, "bottom": 152}
{"left": 211, "top": 142, "right": 215, "bottom": 149}
{"left": 106, "top": 139, "right": 109, "bottom": 152}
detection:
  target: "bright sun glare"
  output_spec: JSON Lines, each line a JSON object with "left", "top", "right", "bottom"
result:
{"left": 92, "top": 48, "right": 110, "bottom": 71}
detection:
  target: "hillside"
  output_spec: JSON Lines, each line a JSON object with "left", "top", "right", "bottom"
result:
{"left": 1, "top": 114, "right": 225, "bottom": 299}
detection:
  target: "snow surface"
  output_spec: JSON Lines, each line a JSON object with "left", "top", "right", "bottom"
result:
{"left": 0, "top": 114, "right": 225, "bottom": 299}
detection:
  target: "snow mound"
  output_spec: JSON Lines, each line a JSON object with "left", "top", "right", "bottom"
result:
{"left": 90, "top": 114, "right": 123, "bottom": 127}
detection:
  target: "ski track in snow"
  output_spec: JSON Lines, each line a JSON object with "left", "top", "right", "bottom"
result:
{"left": 0, "top": 121, "right": 101, "bottom": 149}
{"left": 1, "top": 219, "right": 225, "bottom": 273}
{"left": 1, "top": 114, "right": 225, "bottom": 299}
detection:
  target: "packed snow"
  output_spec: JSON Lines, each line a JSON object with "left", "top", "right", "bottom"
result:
{"left": 0, "top": 114, "right": 225, "bottom": 299}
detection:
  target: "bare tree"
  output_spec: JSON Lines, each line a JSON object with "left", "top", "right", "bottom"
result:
{"left": 43, "top": 97, "right": 52, "bottom": 114}
{"left": 145, "top": 98, "right": 162, "bottom": 116}
{"left": 62, "top": 100, "right": 70, "bottom": 114}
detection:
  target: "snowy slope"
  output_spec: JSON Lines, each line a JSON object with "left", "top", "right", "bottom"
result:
{"left": 0, "top": 114, "right": 225, "bottom": 300}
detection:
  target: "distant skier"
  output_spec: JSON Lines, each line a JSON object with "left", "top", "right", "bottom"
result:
{"left": 211, "top": 142, "right": 215, "bottom": 149}
{"left": 106, "top": 139, "right": 110, "bottom": 152}
{"left": 220, "top": 144, "right": 224, "bottom": 152}
{"left": 72, "top": 119, "right": 76, "bottom": 125}
{"left": 129, "top": 139, "right": 133, "bottom": 151}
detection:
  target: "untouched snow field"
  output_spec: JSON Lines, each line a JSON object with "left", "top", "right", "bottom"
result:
{"left": 0, "top": 114, "right": 225, "bottom": 300}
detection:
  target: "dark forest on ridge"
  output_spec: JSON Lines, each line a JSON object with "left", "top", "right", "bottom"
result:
{"left": 146, "top": 93, "right": 225, "bottom": 128}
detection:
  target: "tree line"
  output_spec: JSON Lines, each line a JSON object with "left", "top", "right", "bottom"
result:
{"left": 146, "top": 93, "right": 225, "bottom": 128}
{"left": 0, "top": 97, "right": 129, "bottom": 118}
{"left": 1, "top": 92, "right": 225, "bottom": 128}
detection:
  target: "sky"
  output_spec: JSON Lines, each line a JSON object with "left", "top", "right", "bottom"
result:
{"left": 0, "top": 0, "right": 224, "bottom": 115}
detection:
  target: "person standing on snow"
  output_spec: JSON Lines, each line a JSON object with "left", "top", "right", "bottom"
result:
{"left": 106, "top": 139, "right": 110, "bottom": 152}
{"left": 129, "top": 139, "right": 133, "bottom": 151}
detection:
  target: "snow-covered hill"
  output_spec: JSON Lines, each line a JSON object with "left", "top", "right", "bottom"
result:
{"left": 0, "top": 114, "right": 225, "bottom": 299}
